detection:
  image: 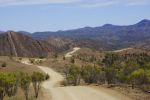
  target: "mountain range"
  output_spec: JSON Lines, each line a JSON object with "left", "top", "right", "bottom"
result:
{"left": 0, "top": 19, "right": 150, "bottom": 57}
{"left": 30, "top": 19, "right": 150, "bottom": 50}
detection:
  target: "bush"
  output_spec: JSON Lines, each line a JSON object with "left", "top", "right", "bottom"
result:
{"left": 45, "top": 74, "right": 50, "bottom": 80}
{"left": 0, "top": 71, "right": 47, "bottom": 100}
{"left": 53, "top": 53, "right": 58, "bottom": 59}
{"left": 0, "top": 87, "right": 5, "bottom": 100}
{"left": 19, "top": 57, "right": 22, "bottom": 61}
{"left": 20, "top": 72, "right": 31, "bottom": 100}
{"left": 1, "top": 62, "right": 6, "bottom": 67}
{"left": 39, "top": 56, "right": 45, "bottom": 59}
{"left": 65, "top": 64, "right": 81, "bottom": 86}
{"left": 81, "top": 65, "right": 101, "bottom": 84}
{"left": 129, "top": 69, "right": 150, "bottom": 89}
{"left": 63, "top": 56, "right": 66, "bottom": 60}
{"left": 0, "top": 72, "right": 18, "bottom": 97}
{"left": 70, "top": 57, "right": 75, "bottom": 64}
{"left": 29, "top": 59, "right": 35, "bottom": 64}
{"left": 31, "top": 72, "right": 45, "bottom": 98}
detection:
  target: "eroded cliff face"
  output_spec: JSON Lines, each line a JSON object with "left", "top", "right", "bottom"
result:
{"left": 0, "top": 32, "right": 68, "bottom": 57}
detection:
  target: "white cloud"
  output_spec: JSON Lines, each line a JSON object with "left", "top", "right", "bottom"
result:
{"left": 79, "top": 0, "right": 150, "bottom": 8}
{"left": 80, "top": 0, "right": 119, "bottom": 8}
{"left": 127, "top": 0, "right": 149, "bottom": 6}
{"left": 0, "top": 0, "right": 79, "bottom": 6}
{"left": 0, "top": 0, "right": 149, "bottom": 7}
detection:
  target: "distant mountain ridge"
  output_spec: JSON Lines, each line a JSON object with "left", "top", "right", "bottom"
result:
{"left": 0, "top": 19, "right": 150, "bottom": 56}
{"left": 31, "top": 19, "right": 150, "bottom": 38}
{"left": 30, "top": 19, "right": 150, "bottom": 50}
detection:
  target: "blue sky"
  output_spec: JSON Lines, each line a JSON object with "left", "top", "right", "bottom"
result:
{"left": 0, "top": 0, "right": 150, "bottom": 32}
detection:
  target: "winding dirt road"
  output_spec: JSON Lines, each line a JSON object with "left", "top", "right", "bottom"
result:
{"left": 38, "top": 65, "right": 132, "bottom": 100}
{"left": 65, "top": 47, "right": 80, "bottom": 57}
{"left": 112, "top": 48, "right": 133, "bottom": 53}
{"left": 22, "top": 47, "right": 133, "bottom": 100}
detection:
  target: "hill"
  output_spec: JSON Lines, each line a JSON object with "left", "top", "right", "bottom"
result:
{"left": 0, "top": 32, "right": 69, "bottom": 57}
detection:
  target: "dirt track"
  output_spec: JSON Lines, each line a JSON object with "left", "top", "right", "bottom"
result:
{"left": 22, "top": 47, "right": 133, "bottom": 100}
{"left": 65, "top": 47, "right": 80, "bottom": 57}
{"left": 38, "top": 65, "right": 133, "bottom": 100}
{"left": 112, "top": 48, "right": 133, "bottom": 53}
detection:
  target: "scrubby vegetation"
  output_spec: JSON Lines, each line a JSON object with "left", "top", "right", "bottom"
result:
{"left": 65, "top": 52, "right": 150, "bottom": 93}
{"left": 70, "top": 57, "right": 75, "bottom": 64}
{"left": 64, "top": 64, "right": 81, "bottom": 86}
{"left": 0, "top": 71, "right": 46, "bottom": 100}
{"left": 29, "top": 59, "right": 35, "bottom": 64}
{"left": 31, "top": 72, "right": 45, "bottom": 98}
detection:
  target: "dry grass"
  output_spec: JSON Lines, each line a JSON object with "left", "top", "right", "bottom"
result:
{"left": 38, "top": 48, "right": 105, "bottom": 72}
{"left": 77, "top": 48, "right": 101, "bottom": 55}
{"left": 112, "top": 48, "right": 150, "bottom": 55}
{"left": 110, "top": 86, "right": 150, "bottom": 100}
{"left": 4, "top": 84, "right": 45, "bottom": 100}
{"left": 0, "top": 57, "right": 42, "bottom": 74}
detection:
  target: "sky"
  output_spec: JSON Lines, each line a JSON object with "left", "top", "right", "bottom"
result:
{"left": 0, "top": 0, "right": 150, "bottom": 32}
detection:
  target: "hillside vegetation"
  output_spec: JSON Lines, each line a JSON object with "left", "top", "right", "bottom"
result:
{"left": 39, "top": 48, "right": 150, "bottom": 100}
{"left": 0, "top": 57, "right": 48, "bottom": 100}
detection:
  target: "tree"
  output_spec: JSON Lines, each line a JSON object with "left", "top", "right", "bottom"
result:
{"left": 81, "top": 65, "right": 101, "bottom": 84}
{"left": 65, "top": 64, "right": 81, "bottom": 86}
{"left": 0, "top": 73, "right": 18, "bottom": 98}
{"left": 116, "top": 71, "right": 127, "bottom": 84}
{"left": 70, "top": 57, "right": 75, "bottom": 64}
{"left": 20, "top": 72, "right": 31, "bottom": 100}
{"left": 0, "top": 87, "right": 5, "bottom": 100}
{"left": 54, "top": 53, "right": 58, "bottom": 59}
{"left": 31, "top": 72, "right": 45, "bottom": 98}
{"left": 4, "top": 73, "right": 17, "bottom": 97}
{"left": 129, "top": 69, "right": 146, "bottom": 89}
{"left": 63, "top": 56, "right": 66, "bottom": 60}
{"left": 45, "top": 74, "right": 50, "bottom": 80}
{"left": 124, "top": 60, "right": 139, "bottom": 76}
{"left": 143, "top": 62, "right": 150, "bottom": 69}
{"left": 104, "top": 67, "right": 116, "bottom": 85}
{"left": 145, "top": 70, "right": 150, "bottom": 83}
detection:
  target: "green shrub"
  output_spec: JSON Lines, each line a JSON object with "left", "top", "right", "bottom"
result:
{"left": 20, "top": 72, "right": 31, "bottom": 100}
{"left": 65, "top": 64, "right": 81, "bottom": 86}
{"left": 31, "top": 72, "right": 44, "bottom": 98}
{"left": 81, "top": 65, "right": 101, "bottom": 84}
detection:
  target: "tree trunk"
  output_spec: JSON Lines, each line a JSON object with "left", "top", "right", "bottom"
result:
{"left": 131, "top": 83, "right": 134, "bottom": 89}
{"left": 24, "top": 89, "right": 29, "bottom": 100}
{"left": 0, "top": 92, "right": 5, "bottom": 100}
{"left": 35, "top": 83, "right": 41, "bottom": 98}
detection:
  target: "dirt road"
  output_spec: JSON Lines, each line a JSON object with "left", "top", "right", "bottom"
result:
{"left": 37, "top": 65, "right": 133, "bottom": 100}
{"left": 65, "top": 47, "right": 80, "bottom": 57}
{"left": 112, "top": 48, "right": 133, "bottom": 53}
{"left": 22, "top": 48, "right": 133, "bottom": 100}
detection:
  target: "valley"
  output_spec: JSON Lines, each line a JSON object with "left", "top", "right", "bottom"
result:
{"left": 0, "top": 46, "right": 150, "bottom": 100}
{"left": 0, "top": 20, "right": 150, "bottom": 100}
